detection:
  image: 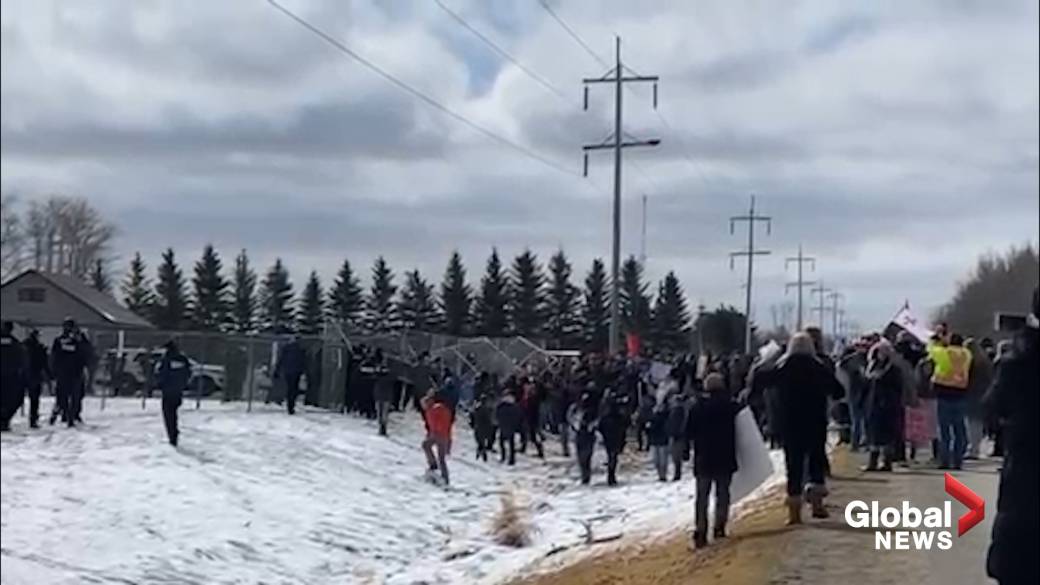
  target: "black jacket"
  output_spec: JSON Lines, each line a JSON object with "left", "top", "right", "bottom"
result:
{"left": 754, "top": 354, "right": 842, "bottom": 446}
{"left": 157, "top": 351, "right": 192, "bottom": 400}
{"left": 275, "top": 341, "right": 307, "bottom": 379}
{"left": 51, "top": 332, "right": 87, "bottom": 380}
{"left": 598, "top": 390, "right": 631, "bottom": 451}
{"left": 646, "top": 407, "right": 670, "bottom": 447}
{"left": 495, "top": 395, "right": 523, "bottom": 436}
{"left": 24, "top": 337, "right": 51, "bottom": 384}
{"left": 687, "top": 391, "right": 741, "bottom": 476}
{"left": 865, "top": 364, "right": 902, "bottom": 447}
{"left": 984, "top": 327, "right": 1039, "bottom": 583}
{"left": 0, "top": 333, "right": 25, "bottom": 383}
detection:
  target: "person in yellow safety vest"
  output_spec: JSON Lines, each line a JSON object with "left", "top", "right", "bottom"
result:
{"left": 928, "top": 332, "right": 973, "bottom": 470}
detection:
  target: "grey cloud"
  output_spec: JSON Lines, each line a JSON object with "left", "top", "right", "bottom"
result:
{"left": 1, "top": 98, "right": 443, "bottom": 162}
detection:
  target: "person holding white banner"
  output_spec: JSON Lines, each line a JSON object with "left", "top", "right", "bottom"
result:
{"left": 687, "top": 373, "right": 742, "bottom": 548}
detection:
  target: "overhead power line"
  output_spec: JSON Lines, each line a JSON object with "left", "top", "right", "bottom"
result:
{"left": 266, "top": 0, "right": 578, "bottom": 177}
{"left": 433, "top": 0, "right": 567, "bottom": 99}
{"left": 537, "top": 0, "right": 609, "bottom": 68}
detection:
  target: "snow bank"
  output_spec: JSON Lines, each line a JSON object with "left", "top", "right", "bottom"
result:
{"left": 1, "top": 398, "right": 783, "bottom": 584}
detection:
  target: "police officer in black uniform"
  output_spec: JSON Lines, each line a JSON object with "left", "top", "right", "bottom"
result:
{"left": 1, "top": 321, "right": 27, "bottom": 432}
{"left": 50, "top": 318, "right": 87, "bottom": 427}
{"left": 156, "top": 339, "right": 191, "bottom": 446}
{"left": 24, "top": 329, "right": 51, "bottom": 428}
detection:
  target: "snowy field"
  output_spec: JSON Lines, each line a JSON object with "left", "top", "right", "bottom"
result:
{"left": 1, "top": 397, "right": 784, "bottom": 585}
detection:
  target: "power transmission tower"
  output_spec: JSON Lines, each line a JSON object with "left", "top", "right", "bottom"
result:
{"left": 784, "top": 244, "right": 816, "bottom": 331}
{"left": 729, "top": 195, "right": 772, "bottom": 353}
{"left": 582, "top": 36, "right": 660, "bottom": 354}
{"left": 810, "top": 281, "right": 833, "bottom": 333}
{"left": 827, "top": 291, "right": 844, "bottom": 343}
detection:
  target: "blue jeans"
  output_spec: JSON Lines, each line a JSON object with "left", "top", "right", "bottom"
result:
{"left": 849, "top": 399, "right": 866, "bottom": 448}
{"left": 937, "top": 395, "right": 967, "bottom": 468}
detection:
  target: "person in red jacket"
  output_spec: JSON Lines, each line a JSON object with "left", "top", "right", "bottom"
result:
{"left": 421, "top": 390, "right": 454, "bottom": 486}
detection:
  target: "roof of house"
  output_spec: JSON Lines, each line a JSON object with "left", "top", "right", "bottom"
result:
{"left": 2, "top": 269, "right": 155, "bottom": 329}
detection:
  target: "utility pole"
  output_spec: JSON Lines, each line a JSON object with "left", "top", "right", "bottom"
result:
{"left": 827, "top": 291, "right": 844, "bottom": 343}
{"left": 639, "top": 193, "right": 648, "bottom": 266}
{"left": 784, "top": 244, "right": 816, "bottom": 331}
{"left": 583, "top": 36, "right": 660, "bottom": 355}
{"left": 810, "top": 281, "right": 833, "bottom": 340}
{"left": 729, "top": 195, "right": 772, "bottom": 354}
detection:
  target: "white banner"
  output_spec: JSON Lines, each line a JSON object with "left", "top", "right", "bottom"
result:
{"left": 730, "top": 406, "right": 775, "bottom": 502}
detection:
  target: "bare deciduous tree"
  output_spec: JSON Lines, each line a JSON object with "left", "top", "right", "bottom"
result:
{"left": 23, "top": 195, "right": 116, "bottom": 278}
{"left": 0, "top": 194, "right": 27, "bottom": 281}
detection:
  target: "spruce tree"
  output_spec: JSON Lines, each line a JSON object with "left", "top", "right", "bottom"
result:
{"left": 367, "top": 256, "right": 397, "bottom": 332}
{"left": 582, "top": 258, "right": 609, "bottom": 352}
{"left": 651, "top": 271, "right": 691, "bottom": 353}
{"left": 439, "top": 251, "right": 472, "bottom": 336}
{"left": 298, "top": 270, "right": 325, "bottom": 335}
{"left": 620, "top": 255, "right": 652, "bottom": 342}
{"left": 191, "top": 244, "right": 230, "bottom": 331}
{"left": 545, "top": 249, "right": 579, "bottom": 348}
{"left": 121, "top": 252, "right": 154, "bottom": 318}
{"left": 90, "top": 259, "right": 111, "bottom": 294}
{"left": 474, "top": 248, "right": 510, "bottom": 337}
{"left": 260, "top": 258, "right": 294, "bottom": 333}
{"left": 398, "top": 269, "right": 439, "bottom": 331}
{"left": 152, "top": 248, "right": 189, "bottom": 330}
{"left": 327, "top": 258, "right": 364, "bottom": 330}
{"left": 232, "top": 250, "right": 258, "bottom": 333}
{"left": 509, "top": 249, "right": 545, "bottom": 338}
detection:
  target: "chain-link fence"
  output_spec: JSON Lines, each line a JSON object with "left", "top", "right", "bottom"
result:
{"left": 13, "top": 320, "right": 565, "bottom": 413}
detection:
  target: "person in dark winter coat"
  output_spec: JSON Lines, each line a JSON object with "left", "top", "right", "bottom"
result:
{"left": 469, "top": 394, "right": 496, "bottom": 461}
{"left": 274, "top": 335, "right": 307, "bottom": 415}
{"left": 984, "top": 289, "right": 1039, "bottom": 585}
{"left": 495, "top": 391, "right": 523, "bottom": 466}
{"left": 23, "top": 329, "right": 50, "bottom": 429}
{"left": 647, "top": 398, "right": 670, "bottom": 481}
{"left": 666, "top": 391, "right": 690, "bottom": 481}
{"left": 569, "top": 388, "right": 599, "bottom": 484}
{"left": 964, "top": 338, "right": 994, "bottom": 459}
{"left": 862, "top": 341, "right": 904, "bottom": 472}
{"left": 371, "top": 349, "right": 394, "bottom": 435}
{"left": 0, "top": 321, "right": 26, "bottom": 432}
{"left": 598, "top": 387, "right": 631, "bottom": 486}
{"left": 687, "top": 373, "right": 742, "bottom": 548}
{"left": 156, "top": 340, "right": 192, "bottom": 446}
{"left": 50, "top": 318, "right": 88, "bottom": 427}
{"left": 519, "top": 376, "right": 544, "bottom": 458}
{"left": 635, "top": 392, "right": 655, "bottom": 452}
{"left": 753, "top": 332, "right": 844, "bottom": 524}
{"left": 838, "top": 346, "right": 869, "bottom": 450}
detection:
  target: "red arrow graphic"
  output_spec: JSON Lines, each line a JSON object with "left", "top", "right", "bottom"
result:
{"left": 945, "top": 472, "right": 985, "bottom": 536}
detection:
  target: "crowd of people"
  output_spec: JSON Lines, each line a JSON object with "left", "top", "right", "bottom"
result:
{"left": 1, "top": 289, "right": 1036, "bottom": 571}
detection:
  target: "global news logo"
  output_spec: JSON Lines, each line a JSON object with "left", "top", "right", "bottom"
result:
{"left": 844, "top": 473, "right": 985, "bottom": 551}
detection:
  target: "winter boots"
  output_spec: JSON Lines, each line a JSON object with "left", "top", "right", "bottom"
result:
{"left": 805, "top": 484, "right": 829, "bottom": 519}
{"left": 861, "top": 449, "right": 893, "bottom": 472}
{"left": 786, "top": 495, "right": 803, "bottom": 525}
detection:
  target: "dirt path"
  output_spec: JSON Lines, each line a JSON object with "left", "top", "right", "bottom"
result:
{"left": 513, "top": 449, "right": 1000, "bottom": 585}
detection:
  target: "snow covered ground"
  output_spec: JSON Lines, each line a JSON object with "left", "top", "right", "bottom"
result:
{"left": 1, "top": 398, "right": 784, "bottom": 585}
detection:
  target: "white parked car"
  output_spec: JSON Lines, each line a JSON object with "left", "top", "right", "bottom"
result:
{"left": 97, "top": 347, "right": 226, "bottom": 397}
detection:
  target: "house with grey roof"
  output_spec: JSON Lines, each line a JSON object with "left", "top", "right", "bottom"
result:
{"left": 0, "top": 269, "right": 154, "bottom": 330}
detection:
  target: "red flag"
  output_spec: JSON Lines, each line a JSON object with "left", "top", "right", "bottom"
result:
{"left": 626, "top": 333, "right": 641, "bottom": 357}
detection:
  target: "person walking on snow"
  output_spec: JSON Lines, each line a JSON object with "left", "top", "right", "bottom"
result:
{"left": 50, "top": 318, "right": 88, "bottom": 427}
{"left": 469, "top": 392, "right": 496, "bottom": 462}
{"left": 421, "top": 390, "right": 454, "bottom": 486}
{"left": 647, "top": 394, "right": 670, "bottom": 481}
{"left": 372, "top": 349, "right": 394, "bottom": 435}
{"left": 23, "top": 329, "right": 50, "bottom": 429}
{"left": 156, "top": 339, "right": 191, "bottom": 447}
{"left": 0, "top": 321, "right": 26, "bottom": 432}
{"left": 274, "top": 333, "right": 307, "bottom": 415}
{"left": 598, "top": 386, "right": 631, "bottom": 486}
{"left": 495, "top": 389, "right": 523, "bottom": 466}
{"left": 666, "top": 390, "right": 690, "bottom": 481}
{"left": 569, "top": 387, "right": 599, "bottom": 485}
{"left": 687, "top": 373, "right": 742, "bottom": 548}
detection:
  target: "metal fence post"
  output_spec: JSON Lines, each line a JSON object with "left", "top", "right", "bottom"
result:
{"left": 246, "top": 337, "right": 255, "bottom": 413}
{"left": 195, "top": 335, "right": 205, "bottom": 410}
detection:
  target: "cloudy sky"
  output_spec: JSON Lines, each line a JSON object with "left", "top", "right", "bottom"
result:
{"left": 2, "top": 0, "right": 1037, "bottom": 331}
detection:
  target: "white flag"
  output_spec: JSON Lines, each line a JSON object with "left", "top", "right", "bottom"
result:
{"left": 889, "top": 305, "right": 933, "bottom": 343}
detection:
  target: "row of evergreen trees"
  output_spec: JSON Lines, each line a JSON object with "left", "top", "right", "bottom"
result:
{"left": 120, "top": 246, "right": 694, "bottom": 353}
